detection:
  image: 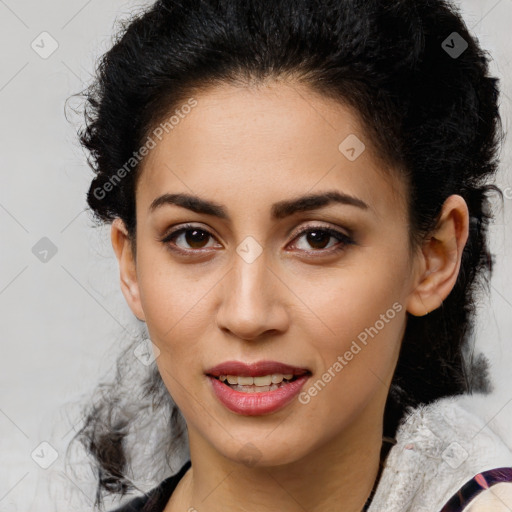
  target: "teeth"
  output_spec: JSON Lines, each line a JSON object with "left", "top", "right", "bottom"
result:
{"left": 230, "top": 383, "right": 282, "bottom": 393}
{"left": 218, "top": 373, "right": 295, "bottom": 386}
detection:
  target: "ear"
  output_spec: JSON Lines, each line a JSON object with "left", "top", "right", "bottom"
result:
{"left": 406, "top": 194, "right": 469, "bottom": 317}
{"left": 111, "top": 218, "right": 146, "bottom": 322}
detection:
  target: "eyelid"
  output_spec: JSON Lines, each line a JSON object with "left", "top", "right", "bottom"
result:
{"left": 288, "top": 221, "right": 352, "bottom": 242}
{"left": 159, "top": 223, "right": 221, "bottom": 247}
{"left": 287, "top": 223, "right": 354, "bottom": 254}
{"left": 160, "top": 221, "right": 354, "bottom": 254}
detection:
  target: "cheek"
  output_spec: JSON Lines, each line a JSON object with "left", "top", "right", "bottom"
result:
{"left": 136, "top": 246, "right": 211, "bottom": 337}
{"left": 296, "top": 253, "right": 407, "bottom": 337}
{"left": 296, "top": 275, "right": 405, "bottom": 433}
{"left": 140, "top": 265, "right": 208, "bottom": 409}
{"left": 293, "top": 254, "right": 408, "bottom": 396}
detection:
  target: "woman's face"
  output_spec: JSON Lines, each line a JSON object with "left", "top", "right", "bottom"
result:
{"left": 116, "top": 81, "right": 423, "bottom": 467}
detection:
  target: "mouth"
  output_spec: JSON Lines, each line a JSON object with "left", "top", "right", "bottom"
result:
{"left": 205, "top": 359, "right": 311, "bottom": 392}
{"left": 205, "top": 360, "right": 311, "bottom": 414}
{"left": 210, "top": 373, "right": 304, "bottom": 393}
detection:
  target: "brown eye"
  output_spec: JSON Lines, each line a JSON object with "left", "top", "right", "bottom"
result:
{"left": 161, "top": 224, "right": 219, "bottom": 252}
{"left": 180, "top": 228, "right": 210, "bottom": 249}
{"left": 160, "top": 223, "right": 354, "bottom": 257}
{"left": 290, "top": 226, "right": 354, "bottom": 254}
{"left": 303, "top": 230, "right": 331, "bottom": 250}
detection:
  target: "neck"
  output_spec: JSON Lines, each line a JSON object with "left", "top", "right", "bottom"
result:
{"left": 167, "top": 400, "right": 386, "bottom": 512}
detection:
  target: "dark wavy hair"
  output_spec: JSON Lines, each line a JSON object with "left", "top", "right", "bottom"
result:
{"left": 66, "top": 0, "right": 505, "bottom": 508}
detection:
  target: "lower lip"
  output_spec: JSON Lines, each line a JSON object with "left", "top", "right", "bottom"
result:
{"left": 207, "top": 375, "right": 310, "bottom": 416}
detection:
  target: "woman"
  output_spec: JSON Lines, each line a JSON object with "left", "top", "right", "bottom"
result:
{"left": 68, "top": 0, "right": 512, "bottom": 510}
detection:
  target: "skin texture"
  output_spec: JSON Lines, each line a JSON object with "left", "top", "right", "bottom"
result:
{"left": 465, "top": 483, "right": 512, "bottom": 511}
{"left": 110, "top": 81, "right": 469, "bottom": 512}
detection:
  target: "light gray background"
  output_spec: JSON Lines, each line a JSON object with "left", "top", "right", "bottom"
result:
{"left": 1, "top": 0, "right": 511, "bottom": 510}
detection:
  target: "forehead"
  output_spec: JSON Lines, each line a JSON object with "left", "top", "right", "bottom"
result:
{"left": 136, "top": 82, "right": 407, "bottom": 219}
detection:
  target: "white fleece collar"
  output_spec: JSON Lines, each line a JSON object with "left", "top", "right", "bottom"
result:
{"left": 368, "top": 392, "right": 512, "bottom": 512}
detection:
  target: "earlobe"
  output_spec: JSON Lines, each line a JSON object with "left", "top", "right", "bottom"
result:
{"left": 406, "top": 194, "right": 469, "bottom": 317}
{"left": 111, "top": 218, "right": 146, "bottom": 322}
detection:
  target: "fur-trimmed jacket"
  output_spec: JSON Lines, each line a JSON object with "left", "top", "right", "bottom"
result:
{"left": 110, "top": 391, "right": 512, "bottom": 512}
{"left": 368, "top": 392, "right": 512, "bottom": 511}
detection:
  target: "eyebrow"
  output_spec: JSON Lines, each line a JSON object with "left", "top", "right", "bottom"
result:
{"left": 148, "top": 190, "right": 369, "bottom": 220}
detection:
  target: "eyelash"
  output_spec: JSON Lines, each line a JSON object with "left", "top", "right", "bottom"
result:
{"left": 160, "top": 223, "right": 354, "bottom": 257}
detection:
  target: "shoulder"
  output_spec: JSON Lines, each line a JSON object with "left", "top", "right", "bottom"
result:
{"left": 108, "top": 460, "right": 192, "bottom": 512}
{"left": 109, "top": 493, "right": 150, "bottom": 512}
{"left": 368, "top": 394, "right": 512, "bottom": 511}
{"left": 463, "top": 482, "right": 512, "bottom": 511}
{"left": 110, "top": 491, "right": 154, "bottom": 512}
{"left": 439, "top": 468, "right": 512, "bottom": 512}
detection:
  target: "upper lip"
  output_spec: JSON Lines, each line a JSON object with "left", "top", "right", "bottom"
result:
{"left": 205, "top": 360, "right": 311, "bottom": 377}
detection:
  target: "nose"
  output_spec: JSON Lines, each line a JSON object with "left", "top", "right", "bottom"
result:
{"left": 215, "top": 249, "right": 290, "bottom": 342}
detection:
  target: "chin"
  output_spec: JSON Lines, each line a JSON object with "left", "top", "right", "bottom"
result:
{"left": 215, "top": 434, "right": 309, "bottom": 469}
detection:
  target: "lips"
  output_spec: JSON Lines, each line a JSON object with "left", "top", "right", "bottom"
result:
{"left": 205, "top": 360, "right": 310, "bottom": 378}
